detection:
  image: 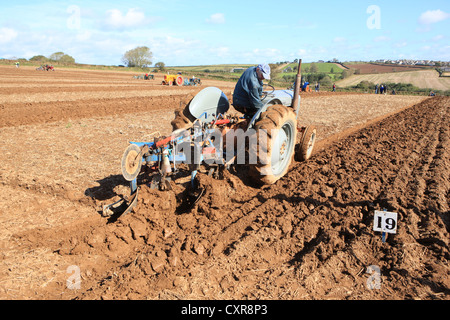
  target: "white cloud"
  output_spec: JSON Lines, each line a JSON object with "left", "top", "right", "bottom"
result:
{"left": 374, "top": 36, "right": 391, "bottom": 42}
{"left": 297, "top": 19, "right": 317, "bottom": 29}
{"left": 76, "top": 30, "right": 92, "bottom": 42}
{"left": 150, "top": 36, "right": 203, "bottom": 65}
{"left": 210, "top": 46, "right": 230, "bottom": 57}
{"left": 206, "top": 13, "right": 225, "bottom": 24}
{"left": 418, "top": 9, "right": 449, "bottom": 25}
{"left": 393, "top": 41, "right": 408, "bottom": 48}
{"left": 432, "top": 35, "right": 445, "bottom": 41}
{"left": 104, "top": 8, "right": 147, "bottom": 29}
{"left": 0, "top": 28, "right": 18, "bottom": 44}
{"left": 157, "top": 36, "right": 200, "bottom": 48}
{"left": 333, "top": 37, "right": 346, "bottom": 43}
{"left": 248, "top": 48, "right": 281, "bottom": 62}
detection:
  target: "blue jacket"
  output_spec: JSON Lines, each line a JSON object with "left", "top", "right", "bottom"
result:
{"left": 233, "top": 66, "right": 263, "bottom": 112}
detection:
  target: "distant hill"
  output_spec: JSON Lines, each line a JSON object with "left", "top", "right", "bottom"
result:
{"left": 344, "top": 62, "right": 431, "bottom": 74}
{"left": 336, "top": 69, "right": 450, "bottom": 91}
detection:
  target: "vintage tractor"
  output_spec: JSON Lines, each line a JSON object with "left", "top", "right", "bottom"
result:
{"left": 182, "top": 77, "right": 202, "bottom": 86}
{"left": 36, "top": 64, "right": 54, "bottom": 71}
{"left": 183, "top": 77, "right": 202, "bottom": 86}
{"left": 102, "top": 60, "right": 316, "bottom": 218}
{"left": 134, "top": 74, "right": 154, "bottom": 80}
{"left": 189, "top": 77, "right": 202, "bottom": 86}
{"left": 302, "top": 81, "right": 312, "bottom": 92}
{"left": 162, "top": 73, "right": 184, "bottom": 86}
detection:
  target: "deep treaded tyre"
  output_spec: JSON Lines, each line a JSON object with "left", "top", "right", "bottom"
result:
{"left": 250, "top": 105, "right": 297, "bottom": 185}
{"left": 175, "top": 75, "right": 183, "bottom": 86}
{"left": 296, "top": 125, "right": 316, "bottom": 161}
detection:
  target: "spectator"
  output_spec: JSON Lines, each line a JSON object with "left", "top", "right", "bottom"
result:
{"left": 332, "top": 83, "right": 336, "bottom": 92}
{"left": 375, "top": 84, "right": 378, "bottom": 94}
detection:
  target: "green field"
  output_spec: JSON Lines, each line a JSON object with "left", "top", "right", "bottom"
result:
{"left": 284, "top": 62, "right": 344, "bottom": 74}
{"left": 275, "top": 62, "right": 345, "bottom": 83}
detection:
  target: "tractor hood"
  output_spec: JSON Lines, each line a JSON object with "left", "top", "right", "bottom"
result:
{"left": 262, "top": 89, "right": 298, "bottom": 109}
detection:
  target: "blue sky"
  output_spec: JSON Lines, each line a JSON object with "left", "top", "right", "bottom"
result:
{"left": 0, "top": 0, "right": 448, "bottom": 66}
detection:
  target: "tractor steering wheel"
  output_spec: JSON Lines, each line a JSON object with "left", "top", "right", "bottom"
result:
{"left": 261, "top": 83, "right": 275, "bottom": 100}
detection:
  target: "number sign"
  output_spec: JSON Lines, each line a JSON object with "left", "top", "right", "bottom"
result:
{"left": 373, "top": 210, "right": 398, "bottom": 234}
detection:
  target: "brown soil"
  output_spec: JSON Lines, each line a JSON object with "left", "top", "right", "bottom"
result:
{"left": 0, "top": 65, "right": 448, "bottom": 301}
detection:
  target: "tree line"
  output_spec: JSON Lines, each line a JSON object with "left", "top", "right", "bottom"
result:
{"left": 29, "top": 52, "right": 76, "bottom": 64}
{"left": 25, "top": 46, "right": 166, "bottom": 70}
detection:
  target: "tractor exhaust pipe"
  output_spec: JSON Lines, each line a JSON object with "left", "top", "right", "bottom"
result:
{"left": 292, "top": 59, "right": 302, "bottom": 117}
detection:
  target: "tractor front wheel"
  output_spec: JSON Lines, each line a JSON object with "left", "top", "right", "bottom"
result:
{"left": 295, "top": 125, "right": 316, "bottom": 161}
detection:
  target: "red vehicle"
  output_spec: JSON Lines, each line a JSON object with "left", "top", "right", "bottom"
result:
{"left": 36, "top": 64, "right": 54, "bottom": 71}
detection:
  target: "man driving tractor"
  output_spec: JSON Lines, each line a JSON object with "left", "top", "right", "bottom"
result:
{"left": 232, "top": 63, "right": 271, "bottom": 117}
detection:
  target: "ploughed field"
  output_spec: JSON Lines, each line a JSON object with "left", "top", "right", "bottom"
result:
{"left": 0, "top": 65, "right": 448, "bottom": 300}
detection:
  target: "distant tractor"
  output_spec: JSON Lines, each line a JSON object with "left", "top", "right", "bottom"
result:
{"left": 162, "top": 73, "right": 184, "bottom": 86}
{"left": 183, "top": 77, "right": 202, "bottom": 86}
{"left": 302, "top": 82, "right": 312, "bottom": 92}
{"left": 189, "top": 77, "right": 201, "bottom": 86}
{"left": 36, "top": 64, "right": 54, "bottom": 71}
{"left": 133, "top": 74, "right": 154, "bottom": 80}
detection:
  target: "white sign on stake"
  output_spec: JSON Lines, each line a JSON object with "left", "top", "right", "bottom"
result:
{"left": 373, "top": 210, "right": 398, "bottom": 234}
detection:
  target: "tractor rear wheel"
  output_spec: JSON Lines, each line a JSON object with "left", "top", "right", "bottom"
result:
{"left": 175, "top": 76, "right": 183, "bottom": 86}
{"left": 170, "top": 93, "right": 196, "bottom": 131}
{"left": 250, "top": 105, "right": 297, "bottom": 185}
